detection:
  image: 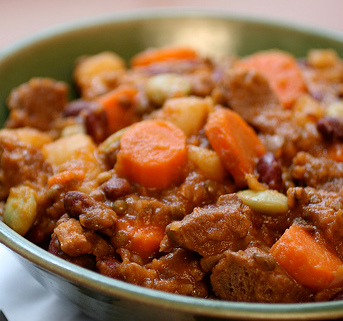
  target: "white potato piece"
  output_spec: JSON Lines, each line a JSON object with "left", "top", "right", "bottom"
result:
{"left": 4, "top": 185, "right": 37, "bottom": 236}
{"left": 42, "top": 133, "right": 97, "bottom": 166}
{"left": 0, "top": 127, "right": 52, "bottom": 148}
{"left": 187, "top": 145, "right": 226, "bottom": 180}
{"left": 157, "top": 96, "right": 211, "bottom": 136}
{"left": 74, "top": 51, "right": 126, "bottom": 84}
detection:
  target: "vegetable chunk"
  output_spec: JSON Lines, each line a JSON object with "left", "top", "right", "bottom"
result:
{"left": 270, "top": 224, "right": 343, "bottom": 291}
{"left": 115, "top": 119, "right": 187, "bottom": 189}
{"left": 205, "top": 108, "right": 266, "bottom": 187}
{"left": 130, "top": 46, "right": 198, "bottom": 67}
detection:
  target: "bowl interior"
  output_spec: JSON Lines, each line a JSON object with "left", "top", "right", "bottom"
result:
{"left": 1, "top": 9, "right": 343, "bottom": 126}
{"left": 1, "top": 9, "right": 343, "bottom": 320}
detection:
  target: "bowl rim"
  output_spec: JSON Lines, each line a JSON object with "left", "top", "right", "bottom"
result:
{"left": 1, "top": 7, "right": 343, "bottom": 59}
{"left": 1, "top": 7, "right": 343, "bottom": 320}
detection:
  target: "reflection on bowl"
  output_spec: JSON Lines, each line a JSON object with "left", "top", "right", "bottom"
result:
{"left": 1, "top": 8, "right": 343, "bottom": 321}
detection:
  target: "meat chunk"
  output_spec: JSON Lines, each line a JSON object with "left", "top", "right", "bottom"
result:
{"left": 0, "top": 136, "right": 51, "bottom": 199}
{"left": 98, "top": 248, "right": 208, "bottom": 297}
{"left": 210, "top": 247, "right": 312, "bottom": 302}
{"left": 166, "top": 194, "right": 252, "bottom": 257}
{"left": 48, "top": 233, "right": 96, "bottom": 270}
{"left": 213, "top": 69, "right": 287, "bottom": 133}
{"left": 6, "top": 78, "right": 68, "bottom": 130}
{"left": 291, "top": 152, "right": 343, "bottom": 192}
{"left": 52, "top": 215, "right": 113, "bottom": 259}
{"left": 64, "top": 191, "right": 117, "bottom": 233}
{"left": 287, "top": 187, "right": 343, "bottom": 256}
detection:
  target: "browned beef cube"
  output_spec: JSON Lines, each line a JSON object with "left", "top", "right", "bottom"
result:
{"left": 0, "top": 136, "right": 51, "bottom": 199}
{"left": 288, "top": 186, "right": 343, "bottom": 256}
{"left": 166, "top": 194, "right": 252, "bottom": 257}
{"left": 6, "top": 78, "right": 68, "bottom": 130}
{"left": 211, "top": 247, "right": 312, "bottom": 303}
{"left": 291, "top": 152, "right": 343, "bottom": 192}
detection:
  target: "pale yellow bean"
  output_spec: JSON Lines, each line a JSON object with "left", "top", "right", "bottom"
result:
{"left": 4, "top": 185, "right": 37, "bottom": 236}
{"left": 325, "top": 101, "right": 343, "bottom": 118}
{"left": 145, "top": 73, "right": 191, "bottom": 106}
{"left": 237, "top": 189, "right": 288, "bottom": 215}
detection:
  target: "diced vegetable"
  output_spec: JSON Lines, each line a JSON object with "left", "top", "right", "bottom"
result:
{"left": 204, "top": 108, "right": 266, "bottom": 188}
{"left": 155, "top": 96, "right": 211, "bottom": 136}
{"left": 145, "top": 73, "right": 191, "bottom": 106}
{"left": 47, "top": 170, "right": 86, "bottom": 187}
{"left": 293, "top": 94, "right": 324, "bottom": 126}
{"left": 237, "top": 189, "right": 288, "bottom": 215}
{"left": 325, "top": 101, "right": 343, "bottom": 118}
{"left": 115, "top": 119, "right": 187, "bottom": 189}
{"left": 74, "top": 51, "right": 126, "bottom": 89}
{"left": 270, "top": 224, "right": 343, "bottom": 290}
{"left": 117, "top": 219, "right": 165, "bottom": 260}
{"left": 4, "top": 185, "right": 37, "bottom": 236}
{"left": 42, "top": 133, "right": 97, "bottom": 166}
{"left": 130, "top": 46, "right": 198, "bottom": 67}
{"left": 96, "top": 85, "right": 139, "bottom": 134}
{"left": 307, "top": 49, "right": 340, "bottom": 68}
{"left": 187, "top": 145, "right": 226, "bottom": 180}
{"left": 0, "top": 128, "right": 52, "bottom": 148}
{"left": 235, "top": 50, "right": 307, "bottom": 108}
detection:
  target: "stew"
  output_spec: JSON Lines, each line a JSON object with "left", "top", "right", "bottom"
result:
{"left": 1, "top": 46, "right": 343, "bottom": 303}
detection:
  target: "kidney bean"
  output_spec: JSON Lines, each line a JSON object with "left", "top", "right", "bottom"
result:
{"left": 317, "top": 116, "right": 343, "bottom": 140}
{"left": 256, "top": 152, "right": 283, "bottom": 191}
{"left": 62, "top": 99, "right": 97, "bottom": 117}
{"left": 84, "top": 105, "right": 108, "bottom": 144}
{"left": 101, "top": 177, "right": 132, "bottom": 200}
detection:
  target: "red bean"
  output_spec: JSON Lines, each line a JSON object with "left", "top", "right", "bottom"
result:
{"left": 101, "top": 177, "right": 132, "bottom": 200}
{"left": 256, "top": 152, "right": 283, "bottom": 191}
{"left": 317, "top": 116, "right": 343, "bottom": 140}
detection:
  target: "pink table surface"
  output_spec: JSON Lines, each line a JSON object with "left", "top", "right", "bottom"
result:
{"left": 1, "top": 0, "right": 343, "bottom": 49}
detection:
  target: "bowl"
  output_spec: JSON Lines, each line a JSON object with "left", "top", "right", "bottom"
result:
{"left": 1, "top": 8, "right": 343, "bottom": 321}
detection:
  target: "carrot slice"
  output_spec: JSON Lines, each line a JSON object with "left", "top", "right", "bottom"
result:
{"left": 115, "top": 119, "right": 187, "bottom": 189}
{"left": 96, "top": 85, "right": 139, "bottom": 134}
{"left": 130, "top": 46, "right": 198, "bottom": 67}
{"left": 117, "top": 219, "right": 165, "bottom": 261}
{"left": 270, "top": 224, "right": 343, "bottom": 291}
{"left": 235, "top": 50, "right": 307, "bottom": 109}
{"left": 204, "top": 108, "right": 266, "bottom": 188}
{"left": 48, "top": 170, "right": 85, "bottom": 187}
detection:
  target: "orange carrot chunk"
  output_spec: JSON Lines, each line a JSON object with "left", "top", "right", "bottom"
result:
{"left": 130, "top": 46, "right": 198, "bottom": 68}
{"left": 117, "top": 219, "right": 165, "bottom": 261}
{"left": 48, "top": 170, "right": 85, "bottom": 187}
{"left": 115, "top": 119, "right": 187, "bottom": 189}
{"left": 270, "top": 224, "right": 343, "bottom": 291}
{"left": 204, "top": 108, "right": 266, "bottom": 188}
{"left": 235, "top": 50, "right": 307, "bottom": 109}
{"left": 96, "top": 85, "right": 139, "bottom": 134}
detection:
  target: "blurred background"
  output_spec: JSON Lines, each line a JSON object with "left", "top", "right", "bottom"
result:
{"left": 1, "top": 0, "right": 343, "bottom": 49}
